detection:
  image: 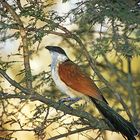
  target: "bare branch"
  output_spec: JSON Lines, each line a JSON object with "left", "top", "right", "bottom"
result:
{"left": 48, "top": 126, "right": 92, "bottom": 140}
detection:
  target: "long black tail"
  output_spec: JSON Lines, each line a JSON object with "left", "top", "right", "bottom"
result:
{"left": 89, "top": 97, "right": 138, "bottom": 140}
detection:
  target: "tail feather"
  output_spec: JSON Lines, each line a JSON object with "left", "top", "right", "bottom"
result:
{"left": 89, "top": 97, "right": 138, "bottom": 140}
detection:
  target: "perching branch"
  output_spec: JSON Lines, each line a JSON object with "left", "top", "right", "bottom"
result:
{"left": 0, "top": 92, "right": 110, "bottom": 132}
{"left": 0, "top": 68, "right": 115, "bottom": 133}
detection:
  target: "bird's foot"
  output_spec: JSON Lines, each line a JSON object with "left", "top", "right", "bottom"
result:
{"left": 59, "top": 97, "right": 81, "bottom": 103}
{"left": 59, "top": 97, "right": 81, "bottom": 107}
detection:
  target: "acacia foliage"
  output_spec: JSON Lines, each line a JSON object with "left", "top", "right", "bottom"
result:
{"left": 0, "top": 0, "right": 140, "bottom": 140}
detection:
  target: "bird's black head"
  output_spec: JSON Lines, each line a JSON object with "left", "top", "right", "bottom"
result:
{"left": 45, "top": 46, "right": 67, "bottom": 56}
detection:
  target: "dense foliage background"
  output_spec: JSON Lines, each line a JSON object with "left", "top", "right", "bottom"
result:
{"left": 0, "top": 0, "right": 140, "bottom": 139}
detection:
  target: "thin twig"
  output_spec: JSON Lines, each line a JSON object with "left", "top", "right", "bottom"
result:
{"left": 48, "top": 126, "right": 92, "bottom": 140}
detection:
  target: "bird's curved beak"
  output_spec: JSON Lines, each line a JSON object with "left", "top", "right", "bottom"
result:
{"left": 45, "top": 46, "right": 52, "bottom": 51}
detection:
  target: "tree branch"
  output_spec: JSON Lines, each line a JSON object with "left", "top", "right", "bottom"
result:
{"left": 47, "top": 126, "right": 92, "bottom": 140}
{"left": 0, "top": 92, "right": 111, "bottom": 131}
{"left": 0, "top": 68, "right": 29, "bottom": 95}
{"left": 0, "top": 68, "right": 115, "bottom": 133}
{"left": 0, "top": 0, "right": 33, "bottom": 92}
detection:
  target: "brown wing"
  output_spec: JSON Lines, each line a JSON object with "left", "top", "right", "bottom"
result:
{"left": 58, "top": 60, "right": 107, "bottom": 102}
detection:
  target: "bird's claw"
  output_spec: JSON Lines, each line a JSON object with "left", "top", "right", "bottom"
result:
{"left": 59, "top": 97, "right": 81, "bottom": 103}
{"left": 59, "top": 97, "right": 81, "bottom": 108}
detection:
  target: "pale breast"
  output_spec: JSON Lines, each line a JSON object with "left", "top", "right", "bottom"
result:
{"left": 51, "top": 62, "right": 75, "bottom": 97}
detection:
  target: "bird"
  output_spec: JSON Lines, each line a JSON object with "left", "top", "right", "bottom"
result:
{"left": 45, "top": 46, "right": 138, "bottom": 140}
